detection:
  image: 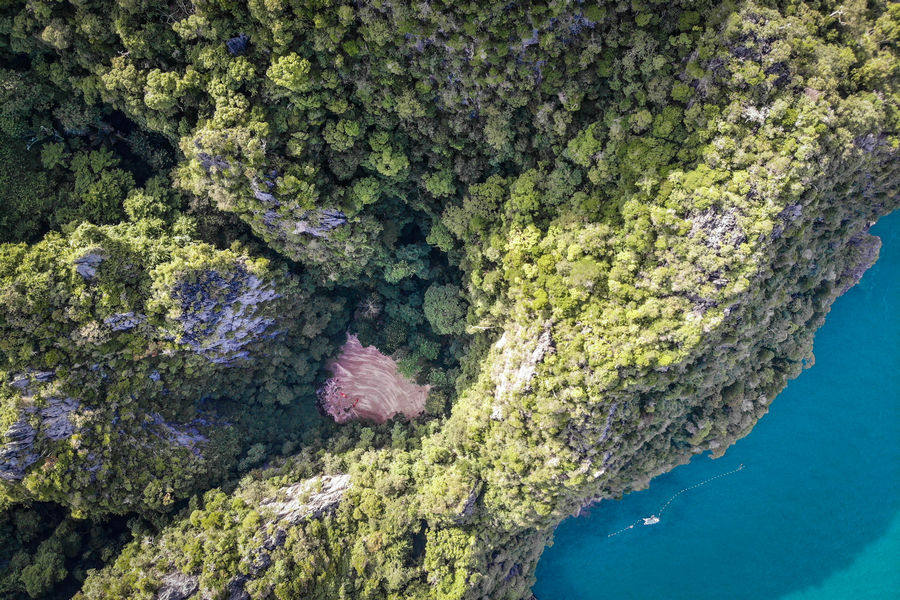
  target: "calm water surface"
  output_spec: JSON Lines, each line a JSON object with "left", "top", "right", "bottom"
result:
{"left": 534, "top": 211, "right": 900, "bottom": 600}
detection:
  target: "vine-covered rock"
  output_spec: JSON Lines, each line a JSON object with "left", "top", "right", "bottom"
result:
{"left": 0, "top": 223, "right": 341, "bottom": 514}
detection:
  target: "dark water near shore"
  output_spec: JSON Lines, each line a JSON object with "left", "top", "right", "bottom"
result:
{"left": 535, "top": 211, "right": 900, "bottom": 600}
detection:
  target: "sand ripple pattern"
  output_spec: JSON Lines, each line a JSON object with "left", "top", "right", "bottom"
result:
{"left": 320, "top": 334, "right": 430, "bottom": 424}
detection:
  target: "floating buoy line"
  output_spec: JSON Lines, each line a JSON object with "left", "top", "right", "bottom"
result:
{"left": 606, "top": 464, "right": 745, "bottom": 538}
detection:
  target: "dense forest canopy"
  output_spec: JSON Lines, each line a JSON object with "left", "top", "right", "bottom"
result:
{"left": 0, "top": 0, "right": 897, "bottom": 598}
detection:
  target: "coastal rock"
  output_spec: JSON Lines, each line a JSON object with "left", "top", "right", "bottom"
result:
{"left": 504, "top": 563, "right": 523, "bottom": 582}
{"left": 837, "top": 231, "right": 881, "bottom": 294}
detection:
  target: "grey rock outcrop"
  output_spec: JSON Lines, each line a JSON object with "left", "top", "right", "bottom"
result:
{"left": 74, "top": 251, "right": 105, "bottom": 280}
{"left": 40, "top": 397, "right": 79, "bottom": 440}
{"left": 264, "top": 473, "right": 351, "bottom": 524}
{"left": 598, "top": 403, "right": 619, "bottom": 445}
{"left": 248, "top": 178, "right": 348, "bottom": 240}
{"left": 490, "top": 322, "right": 554, "bottom": 417}
{"left": 197, "top": 152, "right": 231, "bottom": 172}
{"left": 225, "top": 576, "right": 250, "bottom": 600}
{"left": 156, "top": 572, "right": 199, "bottom": 600}
{"left": 251, "top": 180, "right": 277, "bottom": 204}
{"left": 226, "top": 34, "right": 249, "bottom": 57}
{"left": 0, "top": 418, "right": 38, "bottom": 481}
{"left": 193, "top": 475, "right": 351, "bottom": 595}
{"left": 1, "top": 397, "right": 79, "bottom": 480}
{"left": 258, "top": 207, "right": 348, "bottom": 240}
{"left": 147, "top": 414, "right": 208, "bottom": 457}
{"left": 104, "top": 312, "right": 146, "bottom": 331}
{"left": 168, "top": 264, "right": 282, "bottom": 365}
{"left": 456, "top": 486, "right": 480, "bottom": 521}
{"left": 10, "top": 370, "right": 55, "bottom": 397}
{"left": 262, "top": 528, "right": 286, "bottom": 551}
{"left": 688, "top": 207, "right": 746, "bottom": 250}
{"left": 293, "top": 209, "right": 347, "bottom": 238}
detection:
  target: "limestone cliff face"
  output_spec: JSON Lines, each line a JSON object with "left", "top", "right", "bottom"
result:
{"left": 451, "top": 100, "right": 898, "bottom": 600}
{"left": 263, "top": 473, "right": 351, "bottom": 524}
{"left": 77, "top": 180, "right": 897, "bottom": 599}
{"left": 0, "top": 389, "right": 77, "bottom": 482}
{"left": 0, "top": 352, "right": 224, "bottom": 514}
{"left": 0, "top": 223, "right": 338, "bottom": 514}
{"left": 86, "top": 473, "right": 353, "bottom": 600}
{"left": 65, "top": 1, "right": 900, "bottom": 598}
{"left": 181, "top": 132, "right": 385, "bottom": 281}
{"left": 164, "top": 264, "right": 283, "bottom": 365}
{"left": 437, "top": 218, "right": 890, "bottom": 600}
{"left": 0, "top": 417, "right": 37, "bottom": 482}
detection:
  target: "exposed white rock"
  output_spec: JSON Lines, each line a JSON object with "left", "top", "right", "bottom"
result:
{"left": 492, "top": 322, "right": 554, "bottom": 403}
{"left": 156, "top": 572, "right": 199, "bottom": 600}
{"left": 688, "top": 207, "right": 746, "bottom": 251}
{"left": 263, "top": 473, "right": 351, "bottom": 524}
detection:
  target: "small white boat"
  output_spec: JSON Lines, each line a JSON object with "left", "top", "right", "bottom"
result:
{"left": 643, "top": 515, "right": 660, "bottom": 525}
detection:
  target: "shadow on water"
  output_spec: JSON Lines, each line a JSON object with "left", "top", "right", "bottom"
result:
{"left": 534, "top": 211, "right": 900, "bottom": 600}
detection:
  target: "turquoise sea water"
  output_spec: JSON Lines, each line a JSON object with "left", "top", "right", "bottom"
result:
{"left": 534, "top": 210, "right": 900, "bottom": 600}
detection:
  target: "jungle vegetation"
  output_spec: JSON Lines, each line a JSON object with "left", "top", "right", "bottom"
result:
{"left": 0, "top": 0, "right": 897, "bottom": 598}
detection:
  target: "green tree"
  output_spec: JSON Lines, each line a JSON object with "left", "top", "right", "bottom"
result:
{"left": 424, "top": 284, "right": 467, "bottom": 335}
{"left": 19, "top": 541, "right": 67, "bottom": 598}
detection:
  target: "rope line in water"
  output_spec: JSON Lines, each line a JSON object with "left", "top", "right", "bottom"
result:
{"left": 606, "top": 464, "right": 745, "bottom": 538}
